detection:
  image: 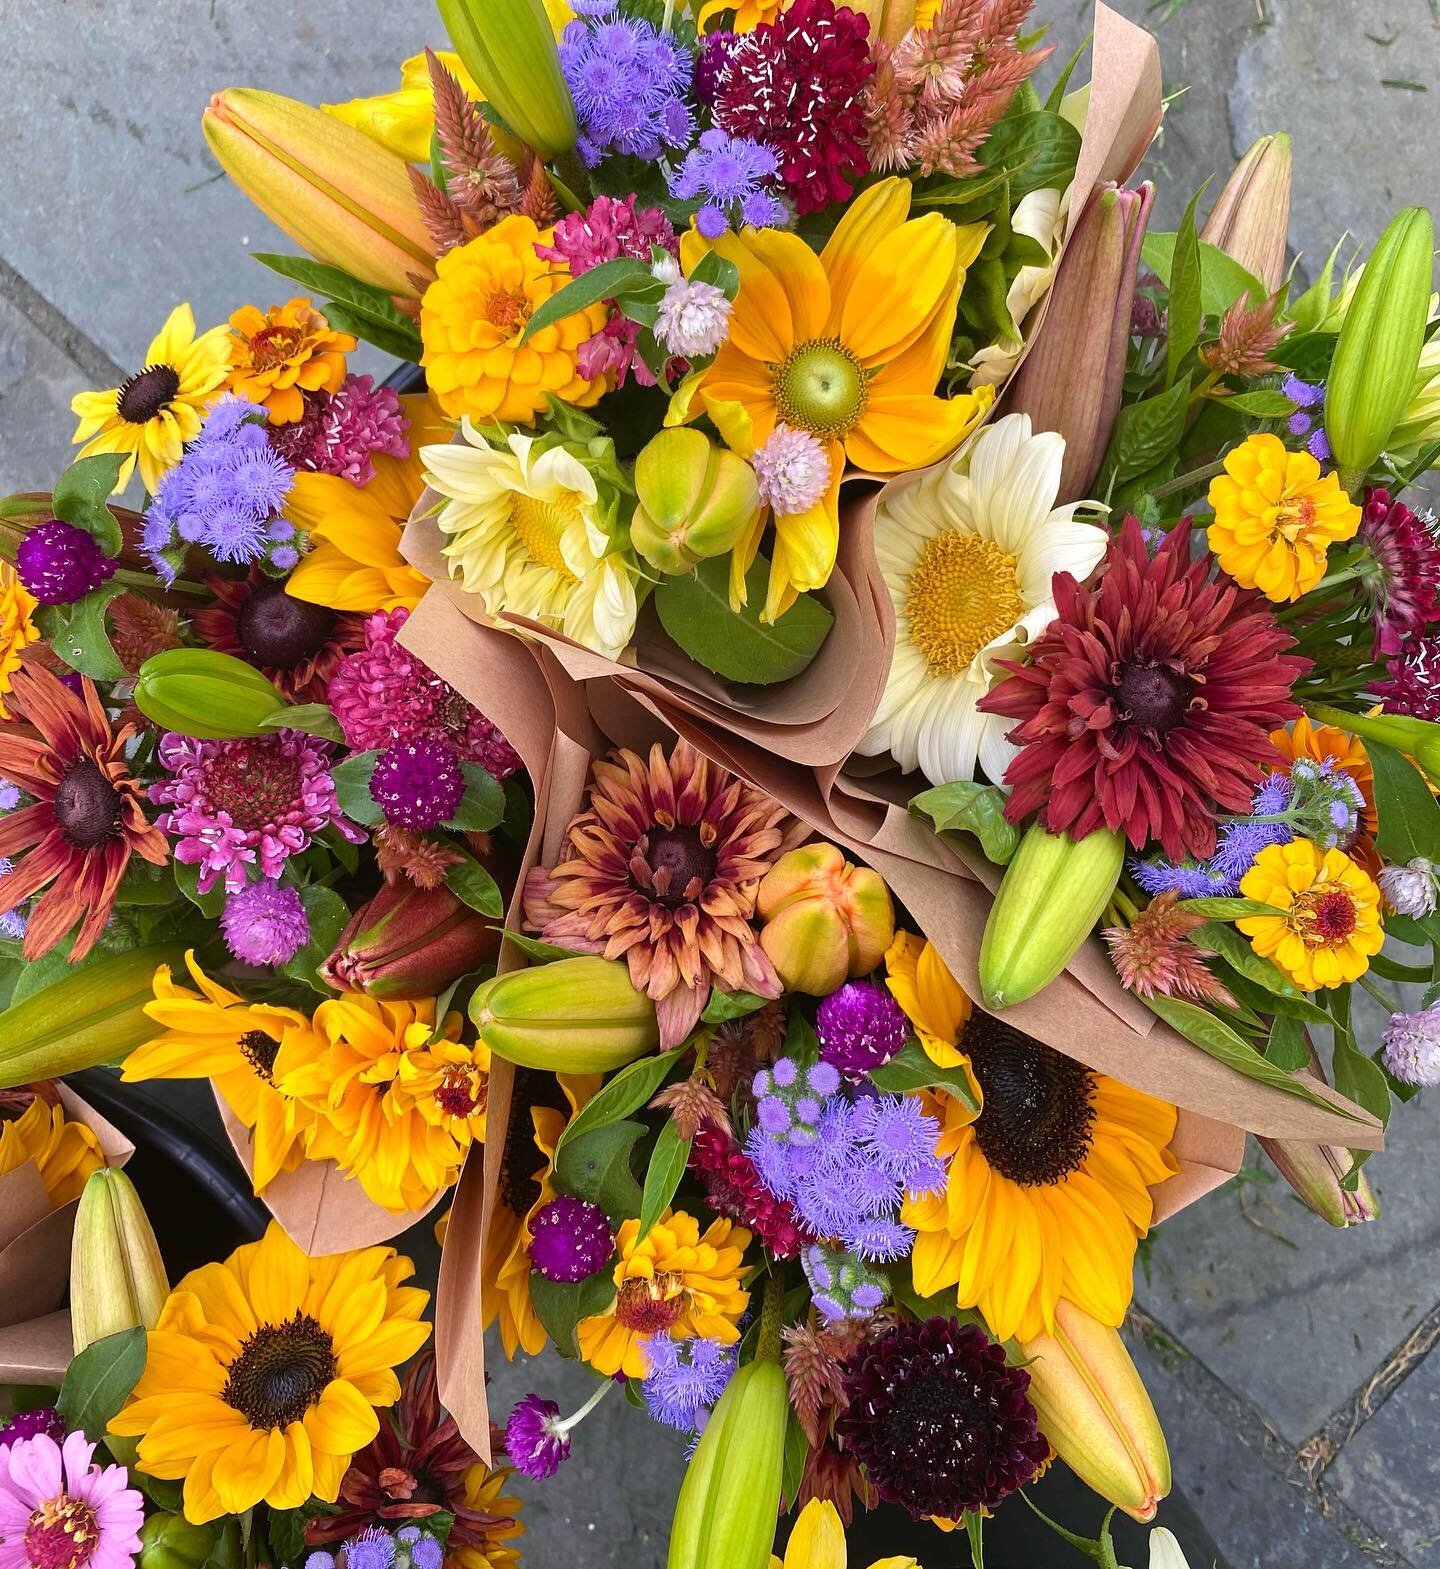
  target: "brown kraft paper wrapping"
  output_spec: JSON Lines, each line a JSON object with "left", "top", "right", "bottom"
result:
{"left": 0, "top": 1311, "right": 75, "bottom": 1388}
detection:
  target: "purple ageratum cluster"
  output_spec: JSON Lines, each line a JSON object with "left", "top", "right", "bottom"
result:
{"left": 816, "top": 979, "right": 911, "bottom": 1076}
{"left": 560, "top": 1, "right": 694, "bottom": 168}
{"left": 0, "top": 857, "right": 26, "bottom": 942}
{"left": 15, "top": 520, "right": 118, "bottom": 607}
{"left": 144, "top": 395, "right": 299, "bottom": 582}
{"left": 640, "top": 1335, "right": 735, "bottom": 1435}
{"left": 305, "top": 1525, "right": 442, "bottom": 1569}
{"left": 668, "top": 129, "right": 785, "bottom": 237}
{"left": 1283, "top": 375, "right": 1331, "bottom": 463}
{"left": 219, "top": 878, "right": 310, "bottom": 966}
{"left": 802, "top": 1241, "right": 889, "bottom": 1322}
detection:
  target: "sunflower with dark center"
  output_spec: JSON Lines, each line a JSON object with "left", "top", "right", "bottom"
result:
{"left": 192, "top": 570, "right": 364, "bottom": 702}
{"left": 0, "top": 666, "right": 168, "bottom": 961}
{"left": 110, "top": 1222, "right": 430, "bottom": 1523}
{"left": 980, "top": 517, "right": 1310, "bottom": 862}
{"left": 522, "top": 739, "right": 807, "bottom": 1048}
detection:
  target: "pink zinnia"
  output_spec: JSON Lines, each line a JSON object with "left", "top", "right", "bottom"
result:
{"left": 269, "top": 374, "right": 410, "bottom": 488}
{"left": 0, "top": 1430, "right": 143, "bottom": 1569}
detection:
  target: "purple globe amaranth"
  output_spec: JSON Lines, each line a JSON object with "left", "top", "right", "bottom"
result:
{"left": 369, "top": 738, "right": 464, "bottom": 830}
{"left": 529, "top": 1195, "right": 613, "bottom": 1283}
{"left": 504, "top": 1393, "right": 570, "bottom": 1481}
{"left": 220, "top": 877, "right": 310, "bottom": 966}
{"left": 816, "top": 979, "right": 911, "bottom": 1075}
{"left": 16, "top": 519, "right": 118, "bottom": 605}
{"left": 0, "top": 1406, "right": 65, "bottom": 1452}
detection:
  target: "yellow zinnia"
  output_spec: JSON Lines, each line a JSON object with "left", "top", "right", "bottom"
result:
{"left": 285, "top": 392, "right": 450, "bottom": 612}
{"left": 1207, "top": 432, "right": 1361, "bottom": 601}
{"left": 70, "top": 303, "right": 233, "bottom": 494}
{"left": 1238, "top": 840, "right": 1384, "bottom": 990}
{"left": 0, "top": 562, "right": 39, "bottom": 721}
{"left": 225, "top": 298, "right": 354, "bottom": 424}
{"left": 0, "top": 1092, "right": 104, "bottom": 1208}
{"left": 682, "top": 177, "right": 992, "bottom": 620}
{"left": 110, "top": 1222, "right": 430, "bottom": 1524}
{"left": 576, "top": 1210, "right": 751, "bottom": 1378}
{"left": 124, "top": 953, "right": 319, "bottom": 1194}
{"left": 770, "top": 1499, "right": 920, "bottom": 1569}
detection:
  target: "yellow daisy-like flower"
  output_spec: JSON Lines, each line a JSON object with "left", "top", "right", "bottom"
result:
{"left": 1237, "top": 840, "right": 1384, "bottom": 991}
{"left": 70, "top": 303, "right": 233, "bottom": 494}
{"left": 682, "top": 178, "right": 992, "bottom": 620}
{"left": 697, "top": 0, "right": 787, "bottom": 30}
{"left": 224, "top": 298, "right": 354, "bottom": 424}
{"left": 888, "top": 938, "right": 1178, "bottom": 1343}
{"left": 451, "top": 1460, "right": 526, "bottom": 1569}
{"left": 420, "top": 215, "right": 609, "bottom": 424}
{"left": 285, "top": 393, "right": 450, "bottom": 612}
{"left": 883, "top": 930, "right": 975, "bottom": 1079}
{"left": 0, "top": 1092, "right": 104, "bottom": 1207}
{"left": 770, "top": 1499, "right": 920, "bottom": 1569}
{"left": 1206, "top": 432, "right": 1362, "bottom": 601}
{"left": 576, "top": 1210, "right": 751, "bottom": 1378}
{"left": 110, "top": 1222, "right": 430, "bottom": 1525}
{"left": 275, "top": 992, "right": 481, "bottom": 1214}
{"left": 0, "top": 562, "right": 40, "bottom": 721}
{"left": 124, "top": 953, "right": 319, "bottom": 1194}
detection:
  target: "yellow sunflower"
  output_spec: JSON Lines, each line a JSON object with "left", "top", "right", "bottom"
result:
{"left": 886, "top": 938, "right": 1178, "bottom": 1343}
{"left": 124, "top": 953, "right": 318, "bottom": 1194}
{"left": 680, "top": 177, "right": 992, "bottom": 620}
{"left": 285, "top": 392, "right": 450, "bottom": 612}
{"left": 0, "top": 1091, "right": 104, "bottom": 1207}
{"left": 576, "top": 1210, "right": 751, "bottom": 1378}
{"left": 224, "top": 298, "right": 354, "bottom": 424}
{"left": 0, "top": 562, "right": 39, "bottom": 721}
{"left": 1238, "top": 841, "right": 1384, "bottom": 990}
{"left": 450, "top": 1461, "right": 526, "bottom": 1569}
{"left": 70, "top": 303, "right": 233, "bottom": 494}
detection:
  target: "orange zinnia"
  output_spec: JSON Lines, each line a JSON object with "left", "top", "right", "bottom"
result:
{"left": 225, "top": 297, "right": 354, "bottom": 423}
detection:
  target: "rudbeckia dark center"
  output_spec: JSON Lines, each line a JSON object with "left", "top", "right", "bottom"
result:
{"left": 964, "top": 1015, "right": 1096, "bottom": 1187}
{"left": 1116, "top": 660, "right": 1193, "bottom": 735}
{"left": 24, "top": 1495, "right": 100, "bottom": 1569}
{"left": 236, "top": 581, "right": 337, "bottom": 669}
{"left": 223, "top": 1311, "right": 337, "bottom": 1429}
{"left": 637, "top": 824, "right": 716, "bottom": 908}
{"left": 116, "top": 363, "right": 181, "bottom": 424}
{"left": 498, "top": 1069, "right": 567, "bottom": 1216}
{"left": 54, "top": 759, "right": 121, "bottom": 848}
{"left": 238, "top": 1029, "right": 281, "bottom": 1082}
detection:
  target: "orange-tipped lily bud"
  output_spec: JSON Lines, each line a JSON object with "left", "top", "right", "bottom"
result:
{"left": 1200, "top": 133, "right": 1292, "bottom": 293}
{"left": 1019, "top": 1299, "right": 1171, "bottom": 1523}
{"left": 1005, "top": 183, "right": 1155, "bottom": 504}
{"left": 757, "top": 844, "right": 895, "bottom": 996}
{"left": 203, "top": 88, "right": 436, "bottom": 297}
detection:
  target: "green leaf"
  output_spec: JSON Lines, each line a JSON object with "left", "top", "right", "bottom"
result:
{"left": 1175, "top": 896, "right": 1276, "bottom": 921}
{"left": 444, "top": 854, "right": 504, "bottom": 917}
{"left": 263, "top": 1510, "right": 307, "bottom": 1569}
{"left": 259, "top": 703, "right": 342, "bottom": 742}
{"left": 869, "top": 1039, "right": 980, "bottom": 1112}
{"left": 689, "top": 251, "right": 739, "bottom": 299}
{"left": 57, "top": 1326, "right": 147, "bottom": 1441}
{"left": 172, "top": 860, "right": 227, "bottom": 920}
{"left": 654, "top": 554, "right": 834, "bottom": 685}
{"left": 139, "top": 1513, "right": 225, "bottom": 1569}
{"left": 553, "top": 1118, "right": 646, "bottom": 1225}
{"left": 501, "top": 930, "right": 582, "bottom": 965}
{"left": 909, "top": 780, "right": 1019, "bottom": 865}
{"left": 1367, "top": 739, "right": 1440, "bottom": 864}
{"left": 280, "top": 885, "right": 350, "bottom": 991}
{"left": 330, "top": 751, "right": 383, "bottom": 825}
{"left": 1191, "top": 921, "right": 1311, "bottom": 1003}
{"left": 51, "top": 455, "right": 124, "bottom": 554}
{"left": 555, "top": 1046, "right": 689, "bottom": 1157}
{"left": 1098, "top": 374, "right": 1192, "bottom": 495}
{"left": 1287, "top": 235, "right": 1347, "bottom": 334}
{"left": 444, "top": 763, "right": 505, "bottom": 832}
{"left": 1044, "top": 35, "right": 1091, "bottom": 112}
{"left": 781, "top": 1407, "right": 809, "bottom": 1511}
{"left": 520, "top": 256, "right": 654, "bottom": 343}
{"left": 1264, "top": 1013, "right": 1311, "bottom": 1071}
{"left": 36, "top": 581, "right": 128, "bottom": 681}
{"left": 700, "top": 988, "right": 769, "bottom": 1023}
{"left": 1218, "top": 389, "right": 1299, "bottom": 418}
{"left": 320, "top": 300, "right": 424, "bottom": 363}
{"left": 1333, "top": 1027, "right": 1392, "bottom": 1128}
{"left": 636, "top": 1119, "right": 691, "bottom": 1242}
{"left": 529, "top": 1271, "right": 616, "bottom": 1358}
{"left": 1166, "top": 185, "right": 1208, "bottom": 390}
{"left": 910, "top": 164, "right": 1018, "bottom": 215}
{"left": 1219, "top": 966, "right": 1332, "bottom": 1025}
{"left": 252, "top": 252, "right": 416, "bottom": 331}
{"left": 1141, "top": 233, "right": 1269, "bottom": 320}
{"left": 978, "top": 110, "right": 1082, "bottom": 200}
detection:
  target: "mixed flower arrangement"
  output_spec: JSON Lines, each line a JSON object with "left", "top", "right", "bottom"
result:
{"left": 1, "top": 0, "right": 1438, "bottom": 1567}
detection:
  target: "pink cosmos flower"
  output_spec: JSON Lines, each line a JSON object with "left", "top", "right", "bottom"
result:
{"left": 0, "top": 1431, "right": 143, "bottom": 1569}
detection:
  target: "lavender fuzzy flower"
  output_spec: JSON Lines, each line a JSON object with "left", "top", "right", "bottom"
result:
{"left": 751, "top": 425, "right": 832, "bottom": 517}
{"left": 1130, "top": 858, "right": 1231, "bottom": 900}
{"left": 560, "top": 7, "right": 694, "bottom": 167}
{"left": 220, "top": 879, "right": 310, "bottom": 966}
{"left": 0, "top": 857, "right": 26, "bottom": 941}
{"left": 0, "top": 779, "right": 20, "bottom": 813}
{"left": 1380, "top": 1004, "right": 1440, "bottom": 1087}
{"left": 668, "top": 129, "right": 785, "bottom": 236}
{"left": 640, "top": 1335, "right": 736, "bottom": 1434}
{"left": 1283, "top": 374, "right": 1332, "bottom": 463}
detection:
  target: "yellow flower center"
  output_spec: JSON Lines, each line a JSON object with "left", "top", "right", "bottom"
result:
{"left": 772, "top": 339, "right": 868, "bottom": 437}
{"left": 1270, "top": 493, "right": 1317, "bottom": 541}
{"left": 1285, "top": 883, "right": 1358, "bottom": 948}
{"left": 509, "top": 493, "right": 583, "bottom": 580}
{"left": 485, "top": 288, "right": 532, "bottom": 338}
{"left": 904, "top": 530, "right": 1022, "bottom": 676}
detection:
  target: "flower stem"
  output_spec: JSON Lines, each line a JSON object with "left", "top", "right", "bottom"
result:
{"left": 1148, "top": 459, "right": 1226, "bottom": 501}
{"left": 1357, "top": 971, "right": 1401, "bottom": 1016}
{"left": 758, "top": 1272, "right": 785, "bottom": 1363}
{"left": 112, "top": 565, "right": 209, "bottom": 596}
{"left": 556, "top": 1378, "right": 613, "bottom": 1436}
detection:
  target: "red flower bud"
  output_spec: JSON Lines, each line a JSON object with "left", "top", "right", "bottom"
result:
{"left": 322, "top": 880, "right": 499, "bottom": 997}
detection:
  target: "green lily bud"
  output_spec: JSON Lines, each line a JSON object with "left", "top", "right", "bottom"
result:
{"left": 630, "top": 429, "right": 761, "bottom": 576}
{"left": 133, "top": 648, "right": 289, "bottom": 739}
{"left": 71, "top": 1167, "right": 169, "bottom": 1354}
{"left": 435, "top": 0, "right": 576, "bottom": 159}
{"left": 668, "top": 1357, "right": 788, "bottom": 1569}
{"left": 1325, "top": 207, "right": 1434, "bottom": 487}
{"left": 469, "top": 955, "right": 660, "bottom": 1072}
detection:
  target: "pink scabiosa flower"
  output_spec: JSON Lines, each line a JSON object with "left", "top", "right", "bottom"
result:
{"left": 1103, "top": 891, "right": 1237, "bottom": 1007}
{"left": 0, "top": 1430, "right": 144, "bottom": 1569}
{"left": 1357, "top": 488, "right": 1440, "bottom": 656}
{"left": 150, "top": 730, "right": 364, "bottom": 894}
{"left": 1375, "top": 632, "right": 1440, "bottom": 721}
{"left": 751, "top": 425, "right": 832, "bottom": 518}
{"left": 269, "top": 374, "right": 410, "bottom": 489}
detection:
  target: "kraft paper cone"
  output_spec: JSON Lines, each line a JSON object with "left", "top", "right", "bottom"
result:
{"left": 0, "top": 1311, "right": 73, "bottom": 1386}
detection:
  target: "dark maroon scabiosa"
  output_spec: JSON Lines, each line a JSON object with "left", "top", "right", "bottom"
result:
{"left": 529, "top": 1196, "right": 613, "bottom": 1283}
{"left": 690, "top": 1124, "right": 812, "bottom": 1259}
{"left": 1356, "top": 488, "right": 1440, "bottom": 656}
{"left": 835, "top": 1316, "right": 1047, "bottom": 1520}
{"left": 816, "top": 980, "right": 910, "bottom": 1075}
{"left": 370, "top": 739, "right": 465, "bottom": 831}
{"left": 1375, "top": 631, "right": 1440, "bottom": 721}
{"left": 15, "top": 519, "right": 118, "bottom": 605}
{"left": 980, "top": 517, "right": 1309, "bottom": 862}
{"left": 712, "top": 0, "right": 874, "bottom": 215}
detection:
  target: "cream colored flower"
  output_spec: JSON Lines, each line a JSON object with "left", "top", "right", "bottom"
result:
{"left": 969, "top": 187, "right": 1067, "bottom": 389}
{"left": 422, "top": 420, "right": 638, "bottom": 659}
{"left": 856, "top": 412, "right": 1108, "bottom": 787}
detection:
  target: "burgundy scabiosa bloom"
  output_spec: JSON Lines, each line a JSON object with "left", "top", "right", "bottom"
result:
{"left": 713, "top": 0, "right": 875, "bottom": 215}
{"left": 269, "top": 374, "right": 410, "bottom": 487}
{"left": 690, "top": 1124, "right": 812, "bottom": 1259}
{"left": 1356, "top": 488, "right": 1440, "bottom": 656}
{"left": 835, "top": 1317, "right": 1047, "bottom": 1520}
{"left": 980, "top": 518, "right": 1309, "bottom": 861}
{"left": 528, "top": 1196, "right": 613, "bottom": 1283}
{"left": 816, "top": 980, "right": 911, "bottom": 1075}
{"left": 1375, "top": 632, "right": 1440, "bottom": 721}
{"left": 15, "top": 521, "right": 117, "bottom": 606}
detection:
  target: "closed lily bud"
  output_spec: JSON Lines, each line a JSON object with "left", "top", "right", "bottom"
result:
{"left": 846, "top": 0, "right": 919, "bottom": 45}
{"left": 630, "top": 429, "right": 761, "bottom": 576}
{"left": 756, "top": 844, "right": 896, "bottom": 996}
{"left": 71, "top": 1167, "right": 169, "bottom": 1355}
{"left": 1005, "top": 183, "right": 1155, "bottom": 503}
{"left": 203, "top": 88, "right": 436, "bottom": 297}
{"left": 470, "top": 955, "right": 660, "bottom": 1072}
{"left": 323, "top": 881, "right": 500, "bottom": 997}
{"left": 1200, "top": 133, "right": 1292, "bottom": 293}
{"left": 1020, "top": 1299, "right": 1171, "bottom": 1523}
{"left": 1326, "top": 207, "right": 1435, "bottom": 487}
{"left": 436, "top": 0, "right": 577, "bottom": 160}
{"left": 133, "top": 648, "right": 287, "bottom": 739}
{"left": 1258, "top": 1038, "right": 1378, "bottom": 1226}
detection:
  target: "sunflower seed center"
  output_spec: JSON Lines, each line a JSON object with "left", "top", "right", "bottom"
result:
{"left": 223, "top": 1311, "right": 337, "bottom": 1429}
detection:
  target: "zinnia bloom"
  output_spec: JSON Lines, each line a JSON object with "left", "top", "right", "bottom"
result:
{"left": 575, "top": 1210, "right": 751, "bottom": 1378}
{"left": 0, "top": 667, "right": 168, "bottom": 960}
{"left": 0, "top": 1092, "right": 104, "bottom": 1207}
{"left": 856, "top": 413, "right": 1108, "bottom": 787}
{"left": 69, "top": 303, "right": 232, "bottom": 494}
{"left": 110, "top": 1223, "right": 430, "bottom": 1523}
{"left": 1237, "top": 841, "right": 1384, "bottom": 991}
{"left": 980, "top": 518, "right": 1309, "bottom": 861}
{"left": 0, "top": 1430, "right": 143, "bottom": 1569}
{"left": 684, "top": 177, "right": 992, "bottom": 620}
{"left": 422, "top": 423, "right": 638, "bottom": 660}
{"left": 124, "top": 953, "right": 320, "bottom": 1193}
{"left": 1206, "top": 432, "right": 1361, "bottom": 602}
{"left": 0, "top": 563, "right": 39, "bottom": 722}
{"left": 523, "top": 740, "right": 805, "bottom": 1047}
{"left": 224, "top": 298, "right": 354, "bottom": 424}
{"left": 419, "top": 215, "right": 608, "bottom": 423}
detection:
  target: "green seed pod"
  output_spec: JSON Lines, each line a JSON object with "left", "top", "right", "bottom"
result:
{"left": 132, "top": 648, "right": 288, "bottom": 739}
{"left": 630, "top": 429, "right": 762, "bottom": 576}
{"left": 469, "top": 955, "right": 660, "bottom": 1072}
